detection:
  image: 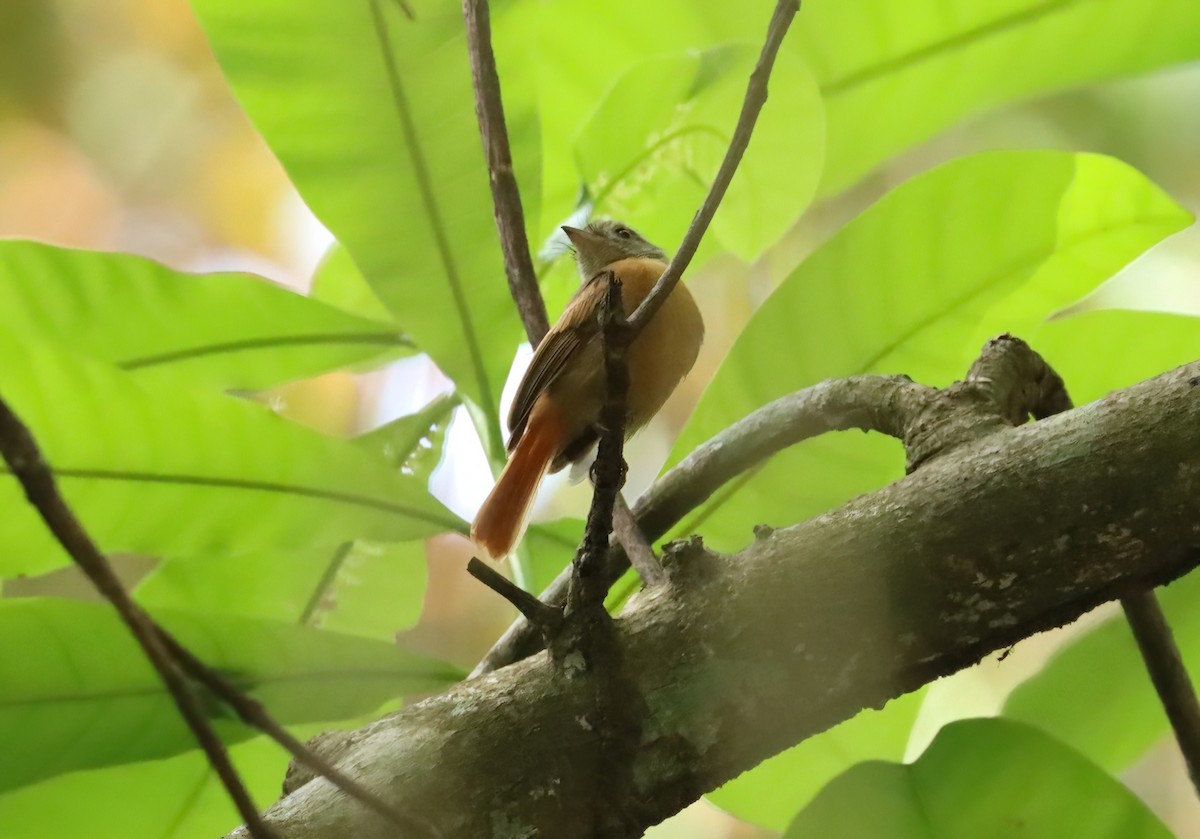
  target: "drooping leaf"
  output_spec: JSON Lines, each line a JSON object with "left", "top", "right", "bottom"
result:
{"left": 708, "top": 690, "right": 925, "bottom": 831}
{"left": 785, "top": 718, "right": 1171, "bottom": 838}
{"left": 354, "top": 393, "right": 457, "bottom": 483}
{"left": 572, "top": 46, "right": 823, "bottom": 261}
{"left": 309, "top": 242, "right": 395, "bottom": 323}
{"left": 0, "top": 334, "right": 463, "bottom": 578}
{"left": 665, "top": 151, "right": 1191, "bottom": 552}
{"left": 0, "top": 241, "right": 409, "bottom": 390}
{"left": 0, "top": 598, "right": 463, "bottom": 793}
{"left": 1004, "top": 569, "right": 1200, "bottom": 772}
{"left": 312, "top": 540, "right": 429, "bottom": 640}
{"left": 190, "top": 0, "right": 541, "bottom": 458}
{"left": 0, "top": 733, "right": 293, "bottom": 839}
{"left": 798, "top": 0, "right": 1200, "bottom": 196}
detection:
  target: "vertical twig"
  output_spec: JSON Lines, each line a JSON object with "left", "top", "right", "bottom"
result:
{"left": 1123, "top": 591, "right": 1200, "bottom": 793}
{"left": 462, "top": 0, "right": 549, "bottom": 345}
{"left": 567, "top": 275, "right": 632, "bottom": 614}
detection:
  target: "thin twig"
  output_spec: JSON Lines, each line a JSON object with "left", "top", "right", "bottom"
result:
{"left": 467, "top": 559, "right": 563, "bottom": 639}
{"left": 462, "top": 0, "right": 549, "bottom": 345}
{"left": 612, "top": 495, "right": 664, "bottom": 588}
{"left": 625, "top": 0, "right": 800, "bottom": 336}
{"left": 472, "top": 374, "right": 934, "bottom": 675}
{"left": 0, "top": 397, "right": 275, "bottom": 839}
{"left": 567, "top": 275, "right": 632, "bottom": 614}
{"left": 1123, "top": 591, "right": 1200, "bottom": 792}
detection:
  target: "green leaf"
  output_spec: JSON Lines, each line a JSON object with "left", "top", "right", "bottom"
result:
{"left": 524, "top": 518, "right": 584, "bottom": 594}
{"left": 665, "top": 151, "right": 1190, "bottom": 552}
{"left": 309, "top": 243, "right": 395, "bottom": 323}
{"left": 0, "top": 241, "right": 409, "bottom": 391}
{"left": 573, "top": 46, "right": 824, "bottom": 260}
{"left": 0, "top": 734, "right": 291, "bottom": 839}
{"left": 1005, "top": 570, "right": 1200, "bottom": 772}
{"left": 1030, "top": 308, "right": 1200, "bottom": 405}
{"left": 354, "top": 394, "right": 457, "bottom": 483}
{"left": 785, "top": 718, "right": 1171, "bottom": 839}
{"left": 800, "top": 0, "right": 1200, "bottom": 196}
{"left": 708, "top": 689, "right": 925, "bottom": 831}
{"left": 311, "top": 541, "right": 429, "bottom": 640}
{"left": 190, "top": 0, "right": 540, "bottom": 457}
{"left": 134, "top": 547, "right": 334, "bottom": 622}
{"left": 530, "top": 0, "right": 765, "bottom": 237}
{"left": 0, "top": 598, "right": 463, "bottom": 793}
{"left": 0, "top": 334, "right": 462, "bottom": 578}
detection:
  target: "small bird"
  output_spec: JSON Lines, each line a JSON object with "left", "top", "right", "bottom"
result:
{"left": 471, "top": 220, "right": 705, "bottom": 561}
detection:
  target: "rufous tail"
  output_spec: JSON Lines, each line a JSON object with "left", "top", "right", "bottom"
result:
{"left": 471, "top": 399, "right": 566, "bottom": 561}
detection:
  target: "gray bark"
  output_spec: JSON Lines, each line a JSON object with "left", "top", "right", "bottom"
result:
{"left": 228, "top": 361, "right": 1200, "bottom": 838}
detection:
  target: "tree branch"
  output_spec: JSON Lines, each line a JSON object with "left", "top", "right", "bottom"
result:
{"left": 227, "top": 360, "right": 1200, "bottom": 838}
{"left": 955, "top": 336, "right": 1200, "bottom": 793}
{"left": 473, "top": 374, "right": 934, "bottom": 675}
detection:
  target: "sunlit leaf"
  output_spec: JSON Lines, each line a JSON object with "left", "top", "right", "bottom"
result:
{"left": 785, "top": 718, "right": 1171, "bottom": 838}
{"left": 708, "top": 690, "right": 925, "bottom": 831}
{"left": 573, "top": 46, "right": 823, "bottom": 260}
{"left": 0, "top": 734, "right": 292, "bottom": 839}
{"left": 0, "top": 598, "right": 463, "bottom": 793}
{"left": 665, "top": 151, "right": 1190, "bottom": 552}
{"left": 0, "top": 334, "right": 462, "bottom": 578}
{"left": 0, "top": 241, "right": 408, "bottom": 390}
{"left": 309, "top": 242, "right": 395, "bottom": 323}
{"left": 355, "top": 393, "right": 456, "bottom": 483}
{"left": 797, "top": 0, "right": 1200, "bottom": 196}
{"left": 190, "top": 0, "right": 541, "bottom": 458}
{"left": 1030, "top": 308, "right": 1200, "bottom": 405}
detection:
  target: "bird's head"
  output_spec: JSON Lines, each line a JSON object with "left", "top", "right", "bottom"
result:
{"left": 562, "top": 219, "right": 666, "bottom": 279}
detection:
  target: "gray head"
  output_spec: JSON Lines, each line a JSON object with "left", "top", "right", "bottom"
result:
{"left": 562, "top": 219, "right": 667, "bottom": 279}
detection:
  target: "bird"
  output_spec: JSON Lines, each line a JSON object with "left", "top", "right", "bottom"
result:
{"left": 470, "top": 219, "right": 705, "bottom": 561}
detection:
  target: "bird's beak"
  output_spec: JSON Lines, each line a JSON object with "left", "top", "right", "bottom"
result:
{"left": 561, "top": 225, "right": 586, "bottom": 246}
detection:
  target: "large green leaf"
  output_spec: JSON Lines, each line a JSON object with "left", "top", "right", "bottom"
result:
{"left": 0, "top": 598, "right": 462, "bottom": 793}
{"left": 0, "top": 241, "right": 408, "bottom": 391}
{"left": 354, "top": 393, "right": 456, "bottom": 483}
{"left": 0, "top": 334, "right": 462, "bottom": 578}
{"left": 786, "top": 718, "right": 1171, "bottom": 838}
{"left": 798, "top": 0, "right": 1200, "bottom": 196}
{"left": 708, "top": 690, "right": 925, "bottom": 831}
{"left": 665, "top": 151, "right": 1190, "bottom": 552}
{"left": 0, "top": 733, "right": 292, "bottom": 839}
{"left": 1005, "top": 569, "right": 1200, "bottom": 772}
{"left": 190, "top": 0, "right": 540, "bottom": 458}
{"left": 1030, "top": 308, "right": 1200, "bottom": 404}
{"left": 308, "top": 243, "right": 394, "bottom": 323}
{"left": 571, "top": 46, "right": 823, "bottom": 261}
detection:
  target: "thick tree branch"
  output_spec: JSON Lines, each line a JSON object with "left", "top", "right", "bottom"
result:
{"left": 474, "top": 374, "right": 934, "bottom": 675}
{"left": 228, "top": 361, "right": 1200, "bottom": 838}
{"left": 958, "top": 336, "right": 1200, "bottom": 790}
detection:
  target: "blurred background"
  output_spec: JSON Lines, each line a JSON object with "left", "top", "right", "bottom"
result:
{"left": 2, "top": 0, "right": 1199, "bottom": 836}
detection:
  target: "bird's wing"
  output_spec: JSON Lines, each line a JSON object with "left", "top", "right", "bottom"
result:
{"left": 506, "top": 272, "right": 608, "bottom": 448}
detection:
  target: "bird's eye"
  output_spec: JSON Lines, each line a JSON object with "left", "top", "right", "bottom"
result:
{"left": 615, "top": 227, "right": 632, "bottom": 239}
